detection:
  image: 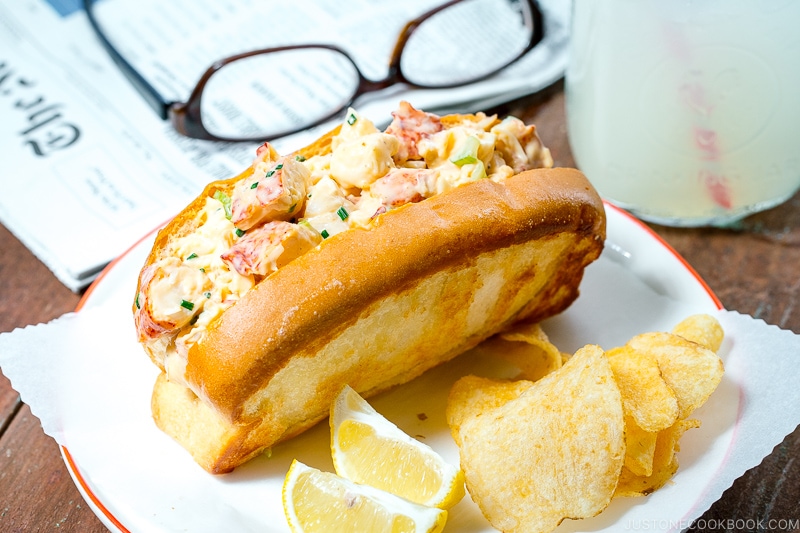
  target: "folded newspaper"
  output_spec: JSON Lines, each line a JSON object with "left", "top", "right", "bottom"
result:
{"left": 0, "top": 0, "right": 570, "bottom": 291}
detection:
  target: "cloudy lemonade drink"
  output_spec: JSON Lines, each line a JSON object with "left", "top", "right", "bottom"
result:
{"left": 566, "top": 0, "right": 800, "bottom": 226}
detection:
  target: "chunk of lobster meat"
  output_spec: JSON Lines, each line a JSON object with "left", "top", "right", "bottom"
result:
{"left": 490, "top": 116, "right": 553, "bottom": 173}
{"left": 231, "top": 157, "right": 310, "bottom": 231}
{"left": 368, "top": 167, "right": 438, "bottom": 208}
{"left": 134, "top": 257, "right": 211, "bottom": 341}
{"left": 385, "top": 100, "right": 443, "bottom": 163}
{"left": 254, "top": 142, "right": 280, "bottom": 166}
{"left": 221, "top": 221, "right": 321, "bottom": 277}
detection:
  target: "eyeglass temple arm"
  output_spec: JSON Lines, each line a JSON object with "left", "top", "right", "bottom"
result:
{"left": 82, "top": 0, "right": 174, "bottom": 120}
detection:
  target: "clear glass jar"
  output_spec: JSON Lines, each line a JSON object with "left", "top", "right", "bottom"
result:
{"left": 566, "top": 0, "right": 800, "bottom": 227}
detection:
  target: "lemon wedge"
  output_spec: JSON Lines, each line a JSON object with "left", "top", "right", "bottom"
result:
{"left": 282, "top": 459, "right": 447, "bottom": 533}
{"left": 330, "top": 385, "right": 465, "bottom": 510}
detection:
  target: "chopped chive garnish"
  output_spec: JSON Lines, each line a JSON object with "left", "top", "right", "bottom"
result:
{"left": 275, "top": 163, "right": 283, "bottom": 170}
{"left": 266, "top": 170, "right": 275, "bottom": 178}
{"left": 199, "top": 267, "right": 206, "bottom": 273}
{"left": 213, "top": 190, "right": 232, "bottom": 220}
{"left": 186, "top": 252, "right": 198, "bottom": 260}
{"left": 295, "top": 155, "right": 306, "bottom": 162}
{"left": 347, "top": 112, "right": 357, "bottom": 125}
{"left": 336, "top": 206, "right": 349, "bottom": 221}
{"left": 250, "top": 182, "right": 258, "bottom": 189}
{"left": 235, "top": 228, "right": 245, "bottom": 237}
{"left": 289, "top": 203, "right": 297, "bottom": 214}
{"left": 321, "top": 229, "right": 330, "bottom": 239}
{"left": 134, "top": 293, "right": 141, "bottom": 310}
{"left": 180, "top": 300, "right": 194, "bottom": 311}
{"left": 204, "top": 292, "right": 211, "bottom": 299}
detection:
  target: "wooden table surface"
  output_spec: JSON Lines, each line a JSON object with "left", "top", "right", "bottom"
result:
{"left": 1, "top": 88, "right": 798, "bottom": 532}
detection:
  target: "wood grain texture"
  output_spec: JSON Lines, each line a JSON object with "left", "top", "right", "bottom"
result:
{"left": 1, "top": 87, "right": 798, "bottom": 532}
{"left": 0, "top": 403, "right": 103, "bottom": 532}
{"left": 0, "top": 225, "right": 103, "bottom": 532}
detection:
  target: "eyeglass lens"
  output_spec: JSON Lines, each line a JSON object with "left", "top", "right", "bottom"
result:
{"left": 198, "top": 0, "right": 535, "bottom": 140}
{"left": 400, "top": 0, "right": 533, "bottom": 86}
{"left": 201, "top": 48, "right": 360, "bottom": 140}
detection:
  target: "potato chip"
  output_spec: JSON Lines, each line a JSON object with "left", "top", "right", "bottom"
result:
{"left": 477, "top": 322, "right": 562, "bottom": 381}
{"left": 623, "top": 416, "right": 658, "bottom": 477}
{"left": 672, "top": 313, "right": 724, "bottom": 352}
{"left": 500, "top": 321, "right": 557, "bottom": 347}
{"left": 626, "top": 332, "right": 724, "bottom": 419}
{"left": 445, "top": 316, "right": 725, "bottom": 529}
{"left": 445, "top": 376, "right": 534, "bottom": 446}
{"left": 451, "top": 345, "right": 625, "bottom": 533}
{"left": 607, "top": 346, "right": 680, "bottom": 432}
{"left": 615, "top": 418, "right": 700, "bottom": 497}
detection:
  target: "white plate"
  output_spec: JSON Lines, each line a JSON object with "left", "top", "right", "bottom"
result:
{"left": 62, "top": 203, "right": 732, "bottom": 533}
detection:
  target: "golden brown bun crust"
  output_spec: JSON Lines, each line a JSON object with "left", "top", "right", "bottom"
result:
{"left": 191, "top": 167, "right": 603, "bottom": 417}
{"left": 149, "top": 166, "right": 605, "bottom": 473}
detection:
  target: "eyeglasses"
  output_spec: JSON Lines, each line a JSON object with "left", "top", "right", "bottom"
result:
{"left": 84, "top": 0, "right": 544, "bottom": 143}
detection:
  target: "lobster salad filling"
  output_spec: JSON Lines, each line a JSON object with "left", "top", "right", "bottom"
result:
{"left": 134, "top": 101, "right": 553, "bottom": 380}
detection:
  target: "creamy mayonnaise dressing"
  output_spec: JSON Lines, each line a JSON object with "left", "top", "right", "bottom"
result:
{"left": 134, "top": 102, "right": 552, "bottom": 377}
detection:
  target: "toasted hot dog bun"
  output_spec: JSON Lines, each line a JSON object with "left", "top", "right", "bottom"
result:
{"left": 135, "top": 106, "right": 605, "bottom": 473}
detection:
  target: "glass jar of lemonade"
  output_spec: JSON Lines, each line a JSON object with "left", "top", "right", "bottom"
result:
{"left": 566, "top": 0, "right": 800, "bottom": 227}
